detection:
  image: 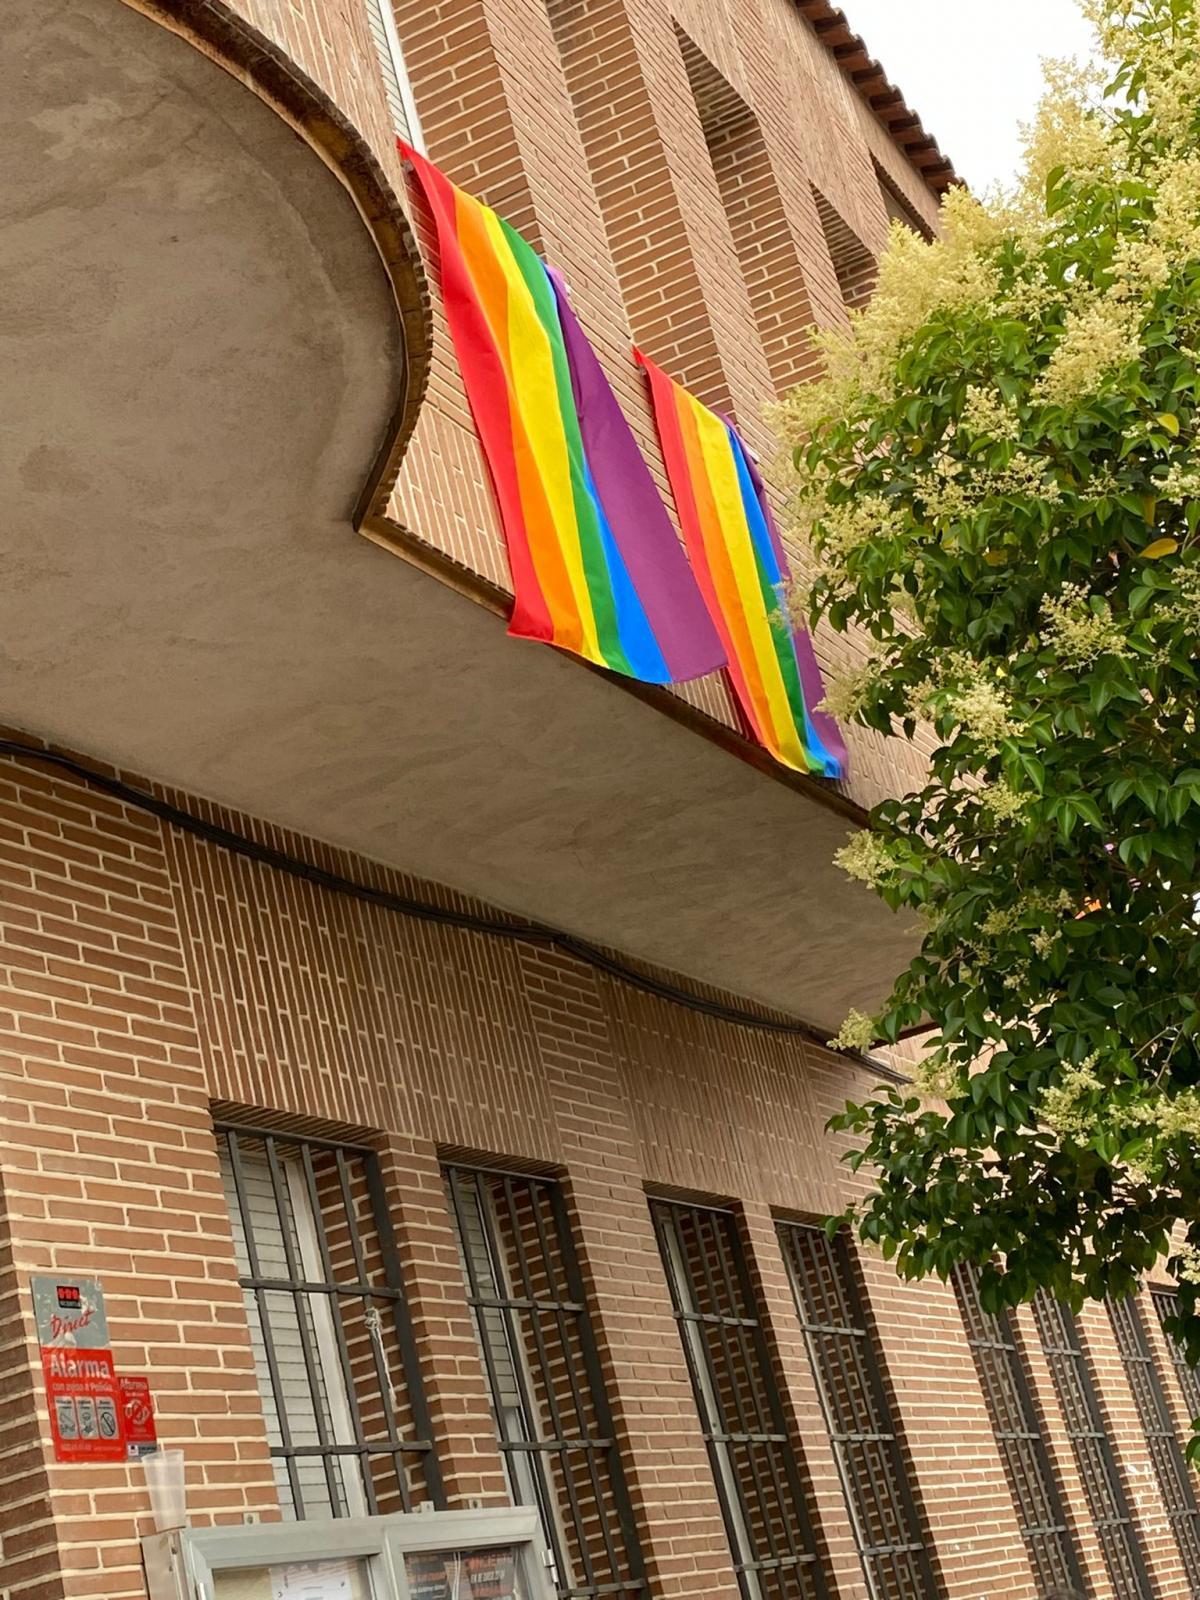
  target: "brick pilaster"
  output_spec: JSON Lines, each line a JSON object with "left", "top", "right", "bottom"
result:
{"left": 517, "top": 942, "right": 740, "bottom": 1600}
{"left": 0, "top": 757, "right": 278, "bottom": 1599}
{"left": 376, "top": 1135, "right": 508, "bottom": 1509}
{"left": 739, "top": 1201, "right": 865, "bottom": 1600}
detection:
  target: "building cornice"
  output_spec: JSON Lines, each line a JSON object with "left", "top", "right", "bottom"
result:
{"left": 795, "top": 0, "right": 959, "bottom": 195}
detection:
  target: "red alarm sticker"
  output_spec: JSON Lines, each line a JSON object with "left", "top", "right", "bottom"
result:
{"left": 119, "top": 1375, "right": 158, "bottom": 1459}
{"left": 42, "top": 1346, "right": 125, "bottom": 1463}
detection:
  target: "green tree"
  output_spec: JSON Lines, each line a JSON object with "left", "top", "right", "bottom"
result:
{"left": 777, "top": 0, "right": 1200, "bottom": 1440}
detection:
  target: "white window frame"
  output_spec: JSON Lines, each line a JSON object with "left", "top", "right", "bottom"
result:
{"left": 365, "top": 0, "right": 424, "bottom": 150}
{"left": 144, "top": 1507, "right": 552, "bottom": 1600}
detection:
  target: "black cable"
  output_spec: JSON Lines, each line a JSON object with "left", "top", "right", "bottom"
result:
{"left": 0, "top": 738, "right": 902, "bottom": 1076}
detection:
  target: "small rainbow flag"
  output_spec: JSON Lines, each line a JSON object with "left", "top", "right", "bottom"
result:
{"left": 402, "top": 146, "right": 724, "bottom": 685}
{"left": 637, "top": 350, "right": 847, "bottom": 778}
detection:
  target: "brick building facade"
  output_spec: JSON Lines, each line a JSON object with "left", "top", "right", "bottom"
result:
{"left": 0, "top": 2, "right": 1197, "bottom": 1599}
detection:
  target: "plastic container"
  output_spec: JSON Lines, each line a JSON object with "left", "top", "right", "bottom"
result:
{"left": 143, "top": 1447, "right": 188, "bottom": 1531}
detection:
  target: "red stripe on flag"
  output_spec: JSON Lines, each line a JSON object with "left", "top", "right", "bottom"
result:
{"left": 635, "top": 350, "right": 767, "bottom": 744}
{"left": 401, "top": 142, "right": 553, "bottom": 643}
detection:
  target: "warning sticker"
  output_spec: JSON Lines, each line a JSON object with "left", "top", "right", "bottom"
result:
{"left": 42, "top": 1346, "right": 126, "bottom": 1463}
{"left": 119, "top": 1375, "right": 158, "bottom": 1459}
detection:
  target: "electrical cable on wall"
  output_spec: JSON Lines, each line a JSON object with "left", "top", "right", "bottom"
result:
{"left": 0, "top": 738, "right": 905, "bottom": 1080}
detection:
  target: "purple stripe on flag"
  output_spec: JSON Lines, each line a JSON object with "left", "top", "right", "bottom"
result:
{"left": 736, "top": 433, "right": 850, "bottom": 777}
{"left": 546, "top": 269, "right": 726, "bottom": 683}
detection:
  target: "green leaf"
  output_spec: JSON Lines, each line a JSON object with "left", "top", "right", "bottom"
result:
{"left": 1072, "top": 795, "right": 1104, "bottom": 830}
{"left": 1108, "top": 777, "right": 1135, "bottom": 807}
{"left": 1156, "top": 412, "right": 1181, "bottom": 436}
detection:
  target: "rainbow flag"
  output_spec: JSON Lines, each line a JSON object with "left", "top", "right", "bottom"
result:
{"left": 637, "top": 351, "right": 847, "bottom": 778}
{"left": 402, "top": 146, "right": 724, "bottom": 684}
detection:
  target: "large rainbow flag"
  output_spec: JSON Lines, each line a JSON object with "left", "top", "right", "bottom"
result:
{"left": 636, "top": 351, "right": 847, "bottom": 778}
{"left": 401, "top": 145, "right": 724, "bottom": 685}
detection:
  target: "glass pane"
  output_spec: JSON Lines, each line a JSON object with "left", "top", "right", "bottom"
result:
{"left": 404, "top": 1546, "right": 521, "bottom": 1600}
{"left": 213, "top": 1559, "right": 373, "bottom": 1599}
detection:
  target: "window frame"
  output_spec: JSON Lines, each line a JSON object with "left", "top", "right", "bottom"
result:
{"left": 1031, "top": 1292, "right": 1153, "bottom": 1600}
{"left": 1107, "top": 1289, "right": 1200, "bottom": 1589}
{"left": 363, "top": 0, "right": 424, "bottom": 149}
{"left": 777, "top": 1223, "right": 938, "bottom": 1600}
{"left": 443, "top": 1162, "right": 646, "bottom": 1600}
{"left": 1149, "top": 1285, "right": 1200, "bottom": 1425}
{"left": 217, "top": 1120, "right": 443, "bottom": 1518}
{"left": 650, "top": 1197, "right": 831, "bottom": 1600}
{"left": 146, "top": 1505, "right": 551, "bottom": 1600}
{"left": 951, "top": 1264, "right": 1085, "bottom": 1596}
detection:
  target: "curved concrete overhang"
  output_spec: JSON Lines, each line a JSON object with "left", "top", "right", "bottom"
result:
{"left": 0, "top": 0, "right": 916, "bottom": 1037}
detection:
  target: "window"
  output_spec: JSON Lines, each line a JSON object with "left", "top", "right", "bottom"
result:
{"left": 1031, "top": 1294, "right": 1153, "bottom": 1600}
{"left": 143, "top": 1506, "right": 553, "bottom": 1600}
{"left": 363, "top": 0, "right": 423, "bottom": 147}
{"left": 873, "top": 162, "right": 935, "bottom": 243}
{"left": 951, "top": 1264, "right": 1084, "bottom": 1595}
{"left": 1107, "top": 1291, "right": 1200, "bottom": 1588}
{"left": 1150, "top": 1286, "right": 1200, "bottom": 1425}
{"left": 811, "top": 188, "right": 877, "bottom": 313}
{"left": 650, "top": 1199, "right": 831, "bottom": 1600}
{"left": 444, "top": 1165, "right": 645, "bottom": 1600}
{"left": 778, "top": 1225, "right": 936, "bottom": 1600}
{"left": 675, "top": 26, "right": 820, "bottom": 395}
{"left": 217, "top": 1122, "right": 440, "bottom": 1519}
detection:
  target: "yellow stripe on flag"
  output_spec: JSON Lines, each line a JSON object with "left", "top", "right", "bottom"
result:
{"left": 480, "top": 206, "right": 600, "bottom": 663}
{"left": 688, "top": 397, "right": 807, "bottom": 769}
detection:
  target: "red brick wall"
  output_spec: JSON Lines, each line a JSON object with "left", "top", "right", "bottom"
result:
{"left": 209, "top": 0, "right": 410, "bottom": 190}
{"left": 0, "top": 749, "right": 1195, "bottom": 1599}
{"left": 12, "top": 10, "right": 1189, "bottom": 1600}
{"left": 0, "top": 756, "right": 279, "bottom": 1600}
{"left": 384, "top": 0, "right": 941, "bottom": 811}
{"left": 152, "top": 0, "right": 941, "bottom": 809}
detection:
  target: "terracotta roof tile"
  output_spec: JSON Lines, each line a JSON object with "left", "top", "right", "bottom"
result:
{"left": 795, "top": 0, "right": 959, "bottom": 195}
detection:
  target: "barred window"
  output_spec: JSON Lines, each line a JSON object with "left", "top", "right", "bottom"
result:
{"left": 1107, "top": 1291, "right": 1200, "bottom": 1588}
{"left": 650, "top": 1199, "right": 831, "bottom": 1600}
{"left": 1150, "top": 1286, "right": 1200, "bottom": 1426}
{"left": 951, "top": 1264, "right": 1084, "bottom": 1595}
{"left": 1031, "top": 1294, "right": 1153, "bottom": 1600}
{"left": 778, "top": 1225, "right": 937, "bottom": 1600}
{"left": 444, "top": 1165, "right": 646, "bottom": 1600}
{"left": 217, "top": 1123, "right": 439, "bottom": 1519}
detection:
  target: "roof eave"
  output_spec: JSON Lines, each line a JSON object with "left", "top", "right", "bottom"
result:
{"left": 794, "top": 0, "right": 960, "bottom": 196}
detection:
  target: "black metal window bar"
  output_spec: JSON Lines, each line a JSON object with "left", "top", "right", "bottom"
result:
{"left": 1107, "top": 1290, "right": 1200, "bottom": 1589}
{"left": 650, "top": 1198, "right": 832, "bottom": 1600}
{"left": 216, "top": 1122, "right": 441, "bottom": 1519}
{"left": 951, "top": 1264, "right": 1085, "bottom": 1595}
{"left": 1149, "top": 1286, "right": 1200, "bottom": 1429}
{"left": 1031, "top": 1292, "right": 1154, "bottom": 1600}
{"left": 778, "top": 1224, "right": 938, "bottom": 1600}
{"left": 443, "top": 1165, "right": 646, "bottom": 1600}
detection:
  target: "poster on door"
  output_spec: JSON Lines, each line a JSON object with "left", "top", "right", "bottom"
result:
{"left": 403, "top": 1547, "right": 517, "bottom": 1600}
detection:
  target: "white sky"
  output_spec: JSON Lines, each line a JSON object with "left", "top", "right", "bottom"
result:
{"left": 841, "top": 0, "right": 1097, "bottom": 191}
